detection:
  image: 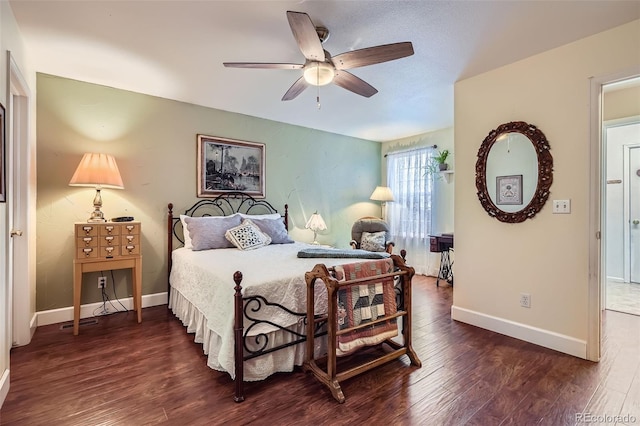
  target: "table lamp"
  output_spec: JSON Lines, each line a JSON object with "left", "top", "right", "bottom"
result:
{"left": 305, "top": 212, "right": 327, "bottom": 245}
{"left": 69, "top": 153, "right": 124, "bottom": 222}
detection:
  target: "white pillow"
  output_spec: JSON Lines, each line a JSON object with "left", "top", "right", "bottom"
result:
{"left": 360, "top": 231, "right": 386, "bottom": 252}
{"left": 179, "top": 215, "right": 193, "bottom": 249}
{"left": 225, "top": 219, "right": 272, "bottom": 250}
{"left": 238, "top": 212, "right": 282, "bottom": 220}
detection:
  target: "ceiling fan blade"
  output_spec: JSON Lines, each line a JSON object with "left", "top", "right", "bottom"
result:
{"left": 332, "top": 42, "right": 414, "bottom": 70}
{"left": 286, "top": 11, "right": 324, "bottom": 61}
{"left": 223, "top": 62, "right": 303, "bottom": 69}
{"left": 282, "top": 77, "right": 308, "bottom": 101}
{"left": 332, "top": 71, "right": 378, "bottom": 98}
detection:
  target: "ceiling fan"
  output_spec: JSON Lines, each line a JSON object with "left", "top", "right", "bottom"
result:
{"left": 223, "top": 11, "right": 414, "bottom": 101}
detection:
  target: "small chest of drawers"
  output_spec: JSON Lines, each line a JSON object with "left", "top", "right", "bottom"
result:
{"left": 73, "top": 221, "right": 142, "bottom": 335}
{"left": 75, "top": 222, "right": 141, "bottom": 260}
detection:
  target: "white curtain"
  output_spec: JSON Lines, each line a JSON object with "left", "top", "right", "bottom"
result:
{"left": 386, "top": 148, "right": 440, "bottom": 276}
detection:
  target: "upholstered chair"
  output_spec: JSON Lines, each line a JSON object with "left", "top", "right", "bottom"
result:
{"left": 349, "top": 217, "right": 394, "bottom": 254}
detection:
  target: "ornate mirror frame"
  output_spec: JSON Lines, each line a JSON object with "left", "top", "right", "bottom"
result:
{"left": 475, "top": 121, "right": 553, "bottom": 223}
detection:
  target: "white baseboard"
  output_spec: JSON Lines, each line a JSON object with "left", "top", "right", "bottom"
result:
{"left": 451, "top": 305, "right": 587, "bottom": 359}
{"left": 36, "top": 292, "right": 168, "bottom": 327}
{"left": 0, "top": 369, "right": 9, "bottom": 409}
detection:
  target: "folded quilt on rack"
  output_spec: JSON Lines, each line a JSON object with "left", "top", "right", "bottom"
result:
{"left": 297, "top": 248, "right": 390, "bottom": 259}
{"left": 333, "top": 258, "right": 398, "bottom": 356}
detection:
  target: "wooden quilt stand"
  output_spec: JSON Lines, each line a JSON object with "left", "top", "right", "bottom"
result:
{"left": 304, "top": 254, "right": 422, "bottom": 403}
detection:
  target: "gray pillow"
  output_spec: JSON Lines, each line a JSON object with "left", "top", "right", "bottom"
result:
{"left": 250, "top": 217, "right": 294, "bottom": 244}
{"left": 184, "top": 215, "right": 242, "bottom": 251}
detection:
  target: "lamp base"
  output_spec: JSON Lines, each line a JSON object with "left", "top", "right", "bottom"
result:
{"left": 87, "top": 188, "right": 107, "bottom": 222}
{"left": 87, "top": 209, "right": 107, "bottom": 223}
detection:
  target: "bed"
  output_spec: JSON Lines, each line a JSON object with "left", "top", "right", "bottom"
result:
{"left": 167, "top": 192, "right": 407, "bottom": 401}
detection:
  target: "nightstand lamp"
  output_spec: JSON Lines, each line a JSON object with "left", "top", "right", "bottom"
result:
{"left": 69, "top": 153, "right": 124, "bottom": 223}
{"left": 305, "top": 212, "right": 327, "bottom": 245}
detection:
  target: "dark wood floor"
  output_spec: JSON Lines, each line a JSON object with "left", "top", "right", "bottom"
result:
{"left": 2, "top": 275, "right": 639, "bottom": 425}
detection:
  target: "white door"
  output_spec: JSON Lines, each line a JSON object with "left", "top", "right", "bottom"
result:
{"left": 630, "top": 146, "right": 640, "bottom": 283}
{"left": 8, "top": 54, "right": 33, "bottom": 347}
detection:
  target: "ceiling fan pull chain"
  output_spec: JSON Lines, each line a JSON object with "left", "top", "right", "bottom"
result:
{"left": 316, "top": 66, "right": 321, "bottom": 109}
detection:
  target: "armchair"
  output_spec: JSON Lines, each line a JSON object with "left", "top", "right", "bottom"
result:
{"left": 349, "top": 216, "right": 394, "bottom": 254}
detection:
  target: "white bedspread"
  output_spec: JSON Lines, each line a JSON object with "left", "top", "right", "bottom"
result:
{"left": 169, "top": 242, "right": 378, "bottom": 381}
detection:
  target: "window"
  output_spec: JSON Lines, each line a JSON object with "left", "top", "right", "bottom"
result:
{"left": 386, "top": 147, "right": 436, "bottom": 274}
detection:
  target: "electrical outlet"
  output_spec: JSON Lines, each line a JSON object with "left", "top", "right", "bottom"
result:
{"left": 520, "top": 293, "right": 531, "bottom": 308}
{"left": 98, "top": 276, "right": 107, "bottom": 289}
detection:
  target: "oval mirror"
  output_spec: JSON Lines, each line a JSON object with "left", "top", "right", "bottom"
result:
{"left": 475, "top": 121, "right": 553, "bottom": 223}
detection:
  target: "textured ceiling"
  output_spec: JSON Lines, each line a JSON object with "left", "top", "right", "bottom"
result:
{"left": 9, "top": 0, "right": 640, "bottom": 141}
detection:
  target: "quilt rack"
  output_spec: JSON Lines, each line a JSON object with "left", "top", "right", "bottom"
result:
{"left": 304, "top": 255, "right": 422, "bottom": 403}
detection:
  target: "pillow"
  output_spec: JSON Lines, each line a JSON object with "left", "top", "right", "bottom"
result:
{"left": 184, "top": 214, "right": 242, "bottom": 251}
{"left": 225, "top": 219, "right": 272, "bottom": 250}
{"left": 179, "top": 215, "right": 193, "bottom": 249}
{"left": 238, "top": 212, "right": 282, "bottom": 220}
{"left": 360, "top": 231, "right": 386, "bottom": 252}
{"left": 250, "top": 217, "right": 294, "bottom": 244}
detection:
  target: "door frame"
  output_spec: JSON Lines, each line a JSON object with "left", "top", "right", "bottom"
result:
{"left": 624, "top": 142, "right": 640, "bottom": 283}
{"left": 7, "top": 52, "right": 33, "bottom": 347}
{"left": 588, "top": 69, "right": 640, "bottom": 362}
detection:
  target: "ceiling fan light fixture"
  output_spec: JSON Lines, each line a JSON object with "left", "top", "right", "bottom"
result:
{"left": 303, "top": 62, "right": 335, "bottom": 86}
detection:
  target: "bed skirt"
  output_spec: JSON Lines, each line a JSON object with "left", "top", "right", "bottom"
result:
{"left": 169, "top": 287, "right": 325, "bottom": 381}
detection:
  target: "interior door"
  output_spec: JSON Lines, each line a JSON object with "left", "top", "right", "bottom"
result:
{"left": 630, "top": 146, "right": 640, "bottom": 284}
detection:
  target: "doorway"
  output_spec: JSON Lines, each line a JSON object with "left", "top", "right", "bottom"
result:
{"left": 604, "top": 117, "right": 640, "bottom": 316}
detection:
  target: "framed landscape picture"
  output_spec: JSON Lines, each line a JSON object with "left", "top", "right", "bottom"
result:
{"left": 197, "top": 134, "right": 265, "bottom": 198}
{"left": 496, "top": 174, "right": 522, "bottom": 205}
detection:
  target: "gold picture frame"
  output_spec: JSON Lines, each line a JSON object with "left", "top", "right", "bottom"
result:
{"left": 197, "top": 134, "right": 265, "bottom": 198}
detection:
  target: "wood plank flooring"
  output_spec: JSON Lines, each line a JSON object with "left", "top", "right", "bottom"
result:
{"left": 1, "top": 275, "right": 639, "bottom": 425}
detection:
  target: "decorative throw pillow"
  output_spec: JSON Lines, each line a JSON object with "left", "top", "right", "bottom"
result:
{"left": 360, "top": 231, "right": 386, "bottom": 252}
{"left": 250, "top": 217, "right": 294, "bottom": 244}
{"left": 225, "top": 219, "right": 272, "bottom": 250}
{"left": 184, "top": 214, "right": 242, "bottom": 251}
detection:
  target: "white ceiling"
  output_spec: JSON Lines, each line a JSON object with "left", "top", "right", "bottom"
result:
{"left": 9, "top": 1, "right": 640, "bottom": 142}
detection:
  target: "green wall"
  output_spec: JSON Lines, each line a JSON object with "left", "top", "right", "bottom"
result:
{"left": 36, "top": 74, "right": 382, "bottom": 311}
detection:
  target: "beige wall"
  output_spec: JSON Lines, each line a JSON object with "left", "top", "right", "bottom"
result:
{"left": 36, "top": 74, "right": 383, "bottom": 311}
{"left": 453, "top": 20, "right": 640, "bottom": 357}
{"left": 604, "top": 85, "right": 640, "bottom": 121}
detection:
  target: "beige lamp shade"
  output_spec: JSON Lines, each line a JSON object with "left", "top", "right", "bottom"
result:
{"left": 69, "top": 153, "right": 124, "bottom": 189}
{"left": 369, "top": 186, "right": 394, "bottom": 202}
{"left": 69, "top": 153, "right": 124, "bottom": 222}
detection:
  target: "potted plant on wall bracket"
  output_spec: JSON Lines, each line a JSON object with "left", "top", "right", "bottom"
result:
{"left": 434, "top": 149, "right": 450, "bottom": 171}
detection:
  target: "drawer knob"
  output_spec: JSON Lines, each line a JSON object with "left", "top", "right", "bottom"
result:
{"left": 82, "top": 226, "right": 93, "bottom": 235}
{"left": 82, "top": 248, "right": 93, "bottom": 257}
{"left": 126, "top": 245, "right": 135, "bottom": 253}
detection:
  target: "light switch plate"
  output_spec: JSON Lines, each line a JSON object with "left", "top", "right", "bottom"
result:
{"left": 553, "top": 199, "right": 571, "bottom": 214}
